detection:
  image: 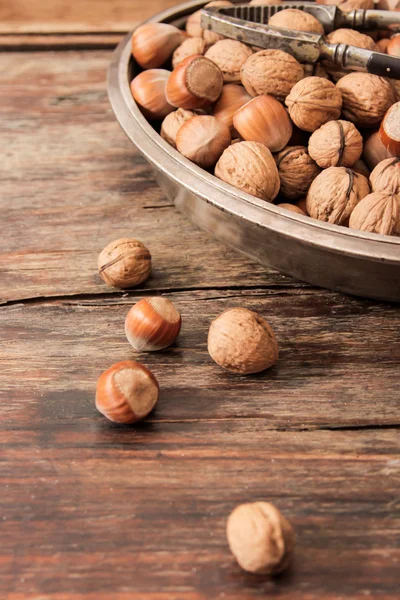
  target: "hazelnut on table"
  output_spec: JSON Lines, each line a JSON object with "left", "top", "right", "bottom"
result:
{"left": 125, "top": 297, "right": 182, "bottom": 352}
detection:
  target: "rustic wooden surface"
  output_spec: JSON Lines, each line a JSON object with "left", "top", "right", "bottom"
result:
{"left": 1, "top": 4, "right": 400, "bottom": 599}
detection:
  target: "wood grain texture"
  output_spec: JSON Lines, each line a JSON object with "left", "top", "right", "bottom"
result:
{"left": 1, "top": 24, "right": 400, "bottom": 600}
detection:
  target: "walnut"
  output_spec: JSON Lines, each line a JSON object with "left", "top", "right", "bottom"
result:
{"left": 349, "top": 192, "right": 400, "bottom": 236}
{"left": 226, "top": 502, "right": 295, "bottom": 574}
{"left": 268, "top": 8, "right": 324, "bottom": 34}
{"left": 205, "top": 39, "right": 253, "bottom": 83}
{"left": 215, "top": 141, "right": 280, "bottom": 202}
{"left": 337, "top": 0, "right": 374, "bottom": 9}
{"left": 186, "top": 1, "right": 233, "bottom": 44}
{"left": 370, "top": 158, "right": 400, "bottom": 196}
{"left": 306, "top": 167, "right": 370, "bottom": 224}
{"left": 323, "top": 29, "right": 377, "bottom": 81}
{"left": 161, "top": 108, "right": 195, "bottom": 147}
{"left": 285, "top": 77, "right": 342, "bottom": 132}
{"left": 240, "top": 49, "right": 304, "bottom": 101}
{"left": 275, "top": 146, "right": 320, "bottom": 200}
{"left": 308, "top": 120, "right": 363, "bottom": 168}
{"left": 172, "top": 37, "right": 207, "bottom": 69}
{"left": 336, "top": 73, "right": 397, "bottom": 128}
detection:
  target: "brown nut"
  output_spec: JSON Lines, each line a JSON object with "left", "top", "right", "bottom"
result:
{"left": 160, "top": 108, "right": 195, "bottom": 148}
{"left": 302, "top": 62, "right": 330, "bottom": 79}
{"left": 380, "top": 101, "right": 400, "bottom": 156}
{"left": 130, "top": 69, "right": 174, "bottom": 120}
{"left": 275, "top": 146, "right": 320, "bottom": 200}
{"left": 352, "top": 159, "right": 370, "bottom": 179}
{"left": 306, "top": 167, "right": 370, "bottom": 224}
{"left": 212, "top": 84, "right": 252, "bottom": 131}
{"left": 296, "top": 197, "right": 309, "bottom": 214}
{"left": 205, "top": 39, "right": 253, "bottom": 83}
{"left": 370, "top": 158, "right": 400, "bottom": 196}
{"left": 349, "top": 192, "right": 400, "bottom": 236}
{"left": 308, "top": 120, "right": 363, "bottom": 168}
{"left": 387, "top": 35, "right": 400, "bottom": 57}
{"left": 95, "top": 361, "right": 159, "bottom": 424}
{"left": 240, "top": 49, "right": 304, "bottom": 101}
{"left": 131, "top": 23, "right": 185, "bottom": 69}
{"left": 285, "top": 77, "right": 342, "bottom": 132}
{"left": 125, "top": 297, "right": 182, "bottom": 352}
{"left": 186, "top": 1, "right": 233, "bottom": 44}
{"left": 334, "top": 0, "right": 374, "bottom": 9}
{"left": 215, "top": 141, "right": 280, "bottom": 202}
{"left": 233, "top": 95, "right": 293, "bottom": 152}
{"left": 277, "top": 203, "right": 306, "bottom": 215}
{"left": 226, "top": 502, "right": 296, "bottom": 574}
{"left": 176, "top": 115, "right": 231, "bottom": 168}
{"left": 166, "top": 55, "right": 224, "bottom": 109}
{"left": 336, "top": 73, "right": 397, "bottom": 128}
{"left": 172, "top": 37, "right": 208, "bottom": 69}
{"left": 98, "top": 238, "right": 151, "bottom": 289}
{"left": 208, "top": 307, "right": 279, "bottom": 374}
{"left": 323, "top": 29, "right": 377, "bottom": 81}
{"left": 363, "top": 131, "right": 395, "bottom": 170}
{"left": 269, "top": 8, "right": 324, "bottom": 34}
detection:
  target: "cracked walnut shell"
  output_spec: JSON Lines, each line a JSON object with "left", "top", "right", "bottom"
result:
{"left": 370, "top": 158, "right": 400, "bottom": 196}
{"left": 336, "top": 73, "right": 397, "bottom": 128}
{"left": 308, "top": 120, "right": 363, "bottom": 168}
{"left": 240, "top": 49, "right": 304, "bottom": 101}
{"left": 349, "top": 192, "right": 400, "bottom": 236}
{"left": 215, "top": 141, "right": 280, "bottom": 202}
{"left": 285, "top": 77, "right": 342, "bottom": 132}
{"left": 275, "top": 146, "right": 320, "bottom": 200}
{"left": 306, "top": 167, "right": 370, "bottom": 224}
{"left": 227, "top": 502, "right": 295, "bottom": 574}
{"left": 205, "top": 39, "right": 253, "bottom": 83}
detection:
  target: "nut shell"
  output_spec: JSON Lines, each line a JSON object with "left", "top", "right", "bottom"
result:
{"left": 306, "top": 167, "right": 370, "bottom": 224}
{"left": 240, "top": 49, "right": 304, "bottom": 100}
{"left": 166, "top": 55, "right": 224, "bottom": 109}
{"left": 130, "top": 69, "right": 174, "bottom": 120}
{"left": 226, "top": 502, "right": 296, "bottom": 574}
{"left": 98, "top": 238, "right": 151, "bottom": 289}
{"left": 370, "top": 158, "right": 400, "bottom": 196}
{"left": 212, "top": 84, "right": 252, "bottom": 130}
{"left": 285, "top": 77, "right": 342, "bottom": 132}
{"left": 172, "top": 37, "right": 207, "bottom": 69}
{"left": 379, "top": 101, "right": 400, "bottom": 156}
{"left": 161, "top": 108, "right": 195, "bottom": 148}
{"left": 176, "top": 115, "right": 231, "bottom": 168}
{"left": 277, "top": 203, "right": 306, "bottom": 215}
{"left": 205, "top": 39, "right": 253, "bottom": 83}
{"left": 336, "top": 73, "right": 397, "bottom": 128}
{"left": 125, "top": 297, "right": 182, "bottom": 352}
{"left": 308, "top": 120, "right": 363, "bottom": 168}
{"left": 95, "top": 361, "right": 159, "bottom": 424}
{"left": 215, "top": 141, "right": 280, "bottom": 202}
{"left": 349, "top": 192, "right": 400, "bottom": 236}
{"left": 208, "top": 307, "right": 279, "bottom": 374}
{"left": 131, "top": 23, "right": 184, "bottom": 69}
{"left": 275, "top": 146, "right": 320, "bottom": 200}
{"left": 269, "top": 8, "right": 324, "bottom": 34}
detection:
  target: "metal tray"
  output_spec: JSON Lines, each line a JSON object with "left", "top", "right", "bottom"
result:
{"left": 107, "top": 0, "right": 400, "bottom": 302}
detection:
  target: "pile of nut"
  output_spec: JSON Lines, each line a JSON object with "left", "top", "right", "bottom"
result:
{"left": 130, "top": 0, "right": 400, "bottom": 237}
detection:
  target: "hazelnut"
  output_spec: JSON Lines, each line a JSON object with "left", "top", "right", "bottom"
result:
{"left": 285, "top": 77, "right": 342, "bottom": 132}
{"left": 186, "top": 1, "right": 233, "bottom": 44}
{"left": 379, "top": 101, "right": 400, "bottom": 156}
{"left": 212, "top": 84, "right": 252, "bottom": 131}
{"left": 125, "top": 297, "right": 182, "bottom": 351}
{"left": 349, "top": 192, "right": 400, "bottom": 236}
{"left": 308, "top": 120, "right": 363, "bottom": 168}
{"left": 96, "top": 361, "right": 159, "bottom": 424}
{"left": 166, "top": 55, "right": 224, "bottom": 110}
{"left": 208, "top": 307, "right": 279, "bottom": 374}
{"left": 160, "top": 108, "right": 195, "bottom": 148}
{"left": 240, "top": 49, "right": 304, "bottom": 101}
{"left": 277, "top": 203, "right": 306, "bottom": 215}
{"left": 387, "top": 35, "right": 400, "bottom": 57}
{"left": 205, "top": 39, "right": 253, "bottom": 83}
{"left": 306, "top": 167, "right": 370, "bottom": 225}
{"left": 352, "top": 159, "right": 370, "bottom": 180}
{"left": 323, "top": 29, "right": 377, "bottom": 81}
{"left": 226, "top": 502, "right": 296, "bottom": 574}
{"left": 131, "top": 23, "right": 184, "bottom": 69}
{"left": 176, "top": 115, "right": 231, "bottom": 168}
{"left": 130, "top": 69, "right": 174, "bottom": 120}
{"left": 98, "top": 238, "right": 151, "bottom": 289}
{"left": 233, "top": 95, "right": 293, "bottom": 153}
{"left": 215, "top": 141, "right": 280, "bottom": 202}
{"left": 363, "top": 131, "right": 395, "bottom": 170}
{"left": 370, "top": 158, "right": 400, "bottom": 196}
{"left": 336, "top": 73, "right": 397, "bottom": 128}
{"left": 275, "top": 146, "right": 320, "bottom": 200}
{"left": 172, "top": 37, "right": 208, "bottom": 69}
{"left": 268, "top": 8, "right": 324, "bottom": 34}
{"left": 376, "top": 38, "right": 390, "bottom": 54}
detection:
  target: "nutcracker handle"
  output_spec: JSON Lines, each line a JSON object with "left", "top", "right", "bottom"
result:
{"left": 321, "top": 42, "right": 400, "bottom": 80}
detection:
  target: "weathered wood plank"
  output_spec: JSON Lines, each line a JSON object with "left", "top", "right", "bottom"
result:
{"left": 0, "top": 33, "right": 123, "bottom": 50}
{"left": 0, "top": 0, "right": 179, "bottom": 34}
{"left": 1, "top": 290, "right": 399, "bottom": 428}
{"left": 0, "top": 50, "right": 296, "bottom": 304}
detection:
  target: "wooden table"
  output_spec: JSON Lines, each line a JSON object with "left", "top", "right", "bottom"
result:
{"left": 1, "top": 2, "right": 399, "bottom": 598}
